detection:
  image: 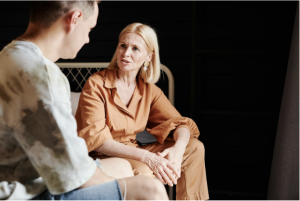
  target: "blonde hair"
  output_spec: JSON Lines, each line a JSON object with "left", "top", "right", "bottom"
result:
{"left": 107, "top": 23, "right": 161, "bottom": 84}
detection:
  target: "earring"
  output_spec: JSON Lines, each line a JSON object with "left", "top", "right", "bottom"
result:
{"left": 144, "top": 61, "right": 149, "bottom": 70}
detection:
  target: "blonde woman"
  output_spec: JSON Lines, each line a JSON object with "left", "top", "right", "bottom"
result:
{"left": 76, "top": 23, "right": 209, "bottom": 200}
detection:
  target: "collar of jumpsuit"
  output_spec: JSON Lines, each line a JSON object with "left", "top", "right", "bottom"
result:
{"left": 103, "top": 68, "right": 145, "bottom": 119}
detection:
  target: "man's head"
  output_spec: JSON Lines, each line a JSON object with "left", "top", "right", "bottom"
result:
{"left": 30, "top": 1, "right": 98, "bottom": 29}
{"left": 28, "top": 1, "right": 99, "bottom": 60}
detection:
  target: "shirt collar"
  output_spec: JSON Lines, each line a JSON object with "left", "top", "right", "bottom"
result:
{"left": 104, "top": 69, "right": 117, "bottom": 89}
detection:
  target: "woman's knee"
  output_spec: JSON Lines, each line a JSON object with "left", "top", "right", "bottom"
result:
{"left": 132, "top": 162, "right": 154, "bottom": 178}
{"left": 101, "top": 157, "right": 134, "bottom": 178}
{"left": 181, "top": 139, "right": 206, "bottom": 174}
{"left": 183, "top": 138, "right": 205, "bottom": 163}
{"left": 187, "top": 138, "right": 205, "bottom": 155}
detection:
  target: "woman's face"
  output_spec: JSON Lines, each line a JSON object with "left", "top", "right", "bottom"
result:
{"left": 116, "top": 32, "right": 152, "bottom": 73}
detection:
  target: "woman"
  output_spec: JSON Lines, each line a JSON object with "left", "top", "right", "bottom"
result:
{"left": 75, "top": 23, "right": 209, "bottom": 200}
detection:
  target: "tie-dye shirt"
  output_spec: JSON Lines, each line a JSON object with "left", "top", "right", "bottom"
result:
{"left": 0, "top": 41, "right": 96, "bottom": 199}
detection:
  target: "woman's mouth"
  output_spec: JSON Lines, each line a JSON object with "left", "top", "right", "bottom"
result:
{"left": 121, "top": 59, "right": 130, "bottom": 64}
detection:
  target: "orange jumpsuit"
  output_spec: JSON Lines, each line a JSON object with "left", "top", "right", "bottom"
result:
{"left": 76, "top": 69, "right": 209, "bottom": 200}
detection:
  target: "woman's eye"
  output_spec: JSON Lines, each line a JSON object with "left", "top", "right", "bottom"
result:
{"left": 133, "top": 47, "right": 139, "bottom": 51}
{"left": 120, "top": 44, "right": 126, "bottom": 48}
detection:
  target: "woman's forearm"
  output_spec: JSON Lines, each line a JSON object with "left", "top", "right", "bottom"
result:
{"left": 173, "top": 127, "right": 190, "bottom": 150}
{"left": 95, "top": 139, "right": 149, "bottom": 162}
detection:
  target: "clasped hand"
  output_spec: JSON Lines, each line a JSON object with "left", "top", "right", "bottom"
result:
{"left": 143, "top": 146, "right": 184, "bottom": 187}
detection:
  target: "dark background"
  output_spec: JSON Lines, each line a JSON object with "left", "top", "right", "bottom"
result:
{"left": 0, "top": 1, "right": 297, "bottom": 200}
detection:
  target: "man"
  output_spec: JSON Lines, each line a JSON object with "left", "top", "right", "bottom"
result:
{"left": 0, "top": 1, "right": 168, "bottom": 200}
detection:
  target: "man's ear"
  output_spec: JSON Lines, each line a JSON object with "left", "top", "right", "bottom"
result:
{"left": 67, "top": 10, "right": 83, "bottom": 33}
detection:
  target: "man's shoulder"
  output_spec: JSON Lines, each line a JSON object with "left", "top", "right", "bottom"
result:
{"left": 0, "top": 41, "right": 45, "bottom": 72}
{"left": 1, "top": 41, "right": 42, "bottom": 58}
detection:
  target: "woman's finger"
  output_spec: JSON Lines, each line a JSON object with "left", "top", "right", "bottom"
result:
{"left": 177, "top": 167, "right": 181, "bottom": 178}
{"left": 173, "top": 171, "right": 179, "bottom": 180}
{"left": 153, "top": 169, "right": 166, "bottom": 184}
{"left": 172, "top": 162, "right": 181, "bottom": 177}
{"left": 162, "top": 164, "right": 177, "bottom": 185}
{"left": 166, "top": 161, "right": 181, "bottom": 178}
{"left": 157, "top": 149, "right": 169, "bottom": 158}
{"left": 158, "top": 167, "right": 173, "bottom": 187}
{"left": 176, "top": 165, "right": 181, "bottom": 177}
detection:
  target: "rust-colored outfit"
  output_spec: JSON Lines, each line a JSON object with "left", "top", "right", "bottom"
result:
{"left": 76, "top": 69, "right": 209, "bottom": 200}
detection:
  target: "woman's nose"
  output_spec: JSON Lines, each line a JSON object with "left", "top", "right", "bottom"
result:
{"left": 123, "top": 48, "right": 131, "bottom": 57}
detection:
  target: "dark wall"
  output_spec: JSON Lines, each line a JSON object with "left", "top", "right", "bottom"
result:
{"left": 0, "top": 1, "right": 297, "bottom": 200}
{"left": 193, "top": 2, "right": 297, "bottom": 200}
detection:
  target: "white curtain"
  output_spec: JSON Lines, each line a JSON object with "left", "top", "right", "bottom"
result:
{"left": 267, "top": 4, "right": 299, "bottom": 200}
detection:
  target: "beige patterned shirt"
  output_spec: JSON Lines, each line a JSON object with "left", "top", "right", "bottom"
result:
{"left": 0, "top": 41, "right": 96, "bottom": 199}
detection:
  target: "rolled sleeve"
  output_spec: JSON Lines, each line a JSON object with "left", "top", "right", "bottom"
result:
{"left": 147, "top": 86, "right": 200, "bottom": 144}
{"left": 78, "top": 123, "right": 113, "bottom": 153}
{"left": 76, "top": 76, "right": 113, "bottom": 152}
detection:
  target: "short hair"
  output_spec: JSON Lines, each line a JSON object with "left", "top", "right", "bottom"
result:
{"left": 108, "top": 23, "right": 161, "bottom": 84}
{"left": 29, "top": 1, "right": 99, "bottom": 28}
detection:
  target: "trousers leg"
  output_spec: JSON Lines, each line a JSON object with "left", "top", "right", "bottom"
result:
{"left": 32, "top": 180, "right": 123, "bottom": 200}
{"left": 141, "top": 139, "right": 209, "bottom": 200}
{"left": 176, "top": 138, "right": 209, "bottom": 200}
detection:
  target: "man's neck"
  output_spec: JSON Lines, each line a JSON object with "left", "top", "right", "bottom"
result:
{"left": 16, "top": 22, "right": 64, "bottom": 62}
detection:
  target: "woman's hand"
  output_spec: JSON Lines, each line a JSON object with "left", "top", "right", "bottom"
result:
{"left": 142, "top": 152, "right": 180, "bottom": 186}
{"left": 157, "top": 141, "right": 186, "bottom": 182}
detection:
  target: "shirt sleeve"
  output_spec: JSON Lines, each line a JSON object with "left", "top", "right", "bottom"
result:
{"left": 146, "top": 85, "right": 200, "bottom": 144}
{"left": 76, "top": 75, "right": 113, "bottom": 153}
{"left": 11, "top": 58, "right": 97, "bottom": 195}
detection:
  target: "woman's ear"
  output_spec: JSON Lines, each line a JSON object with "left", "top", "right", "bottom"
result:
{"left": 66, "top": 10, "right": 83, "bottom": 33}
{"left": 146, "top": 52, "right": 154, "bottom": 62}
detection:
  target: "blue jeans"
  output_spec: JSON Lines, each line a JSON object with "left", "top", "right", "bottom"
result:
{"left": 32, "top": 159, "right": 122, "bottom": 200}
{"left": 32, "top": 179, "right": 123, "bottom": 200}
